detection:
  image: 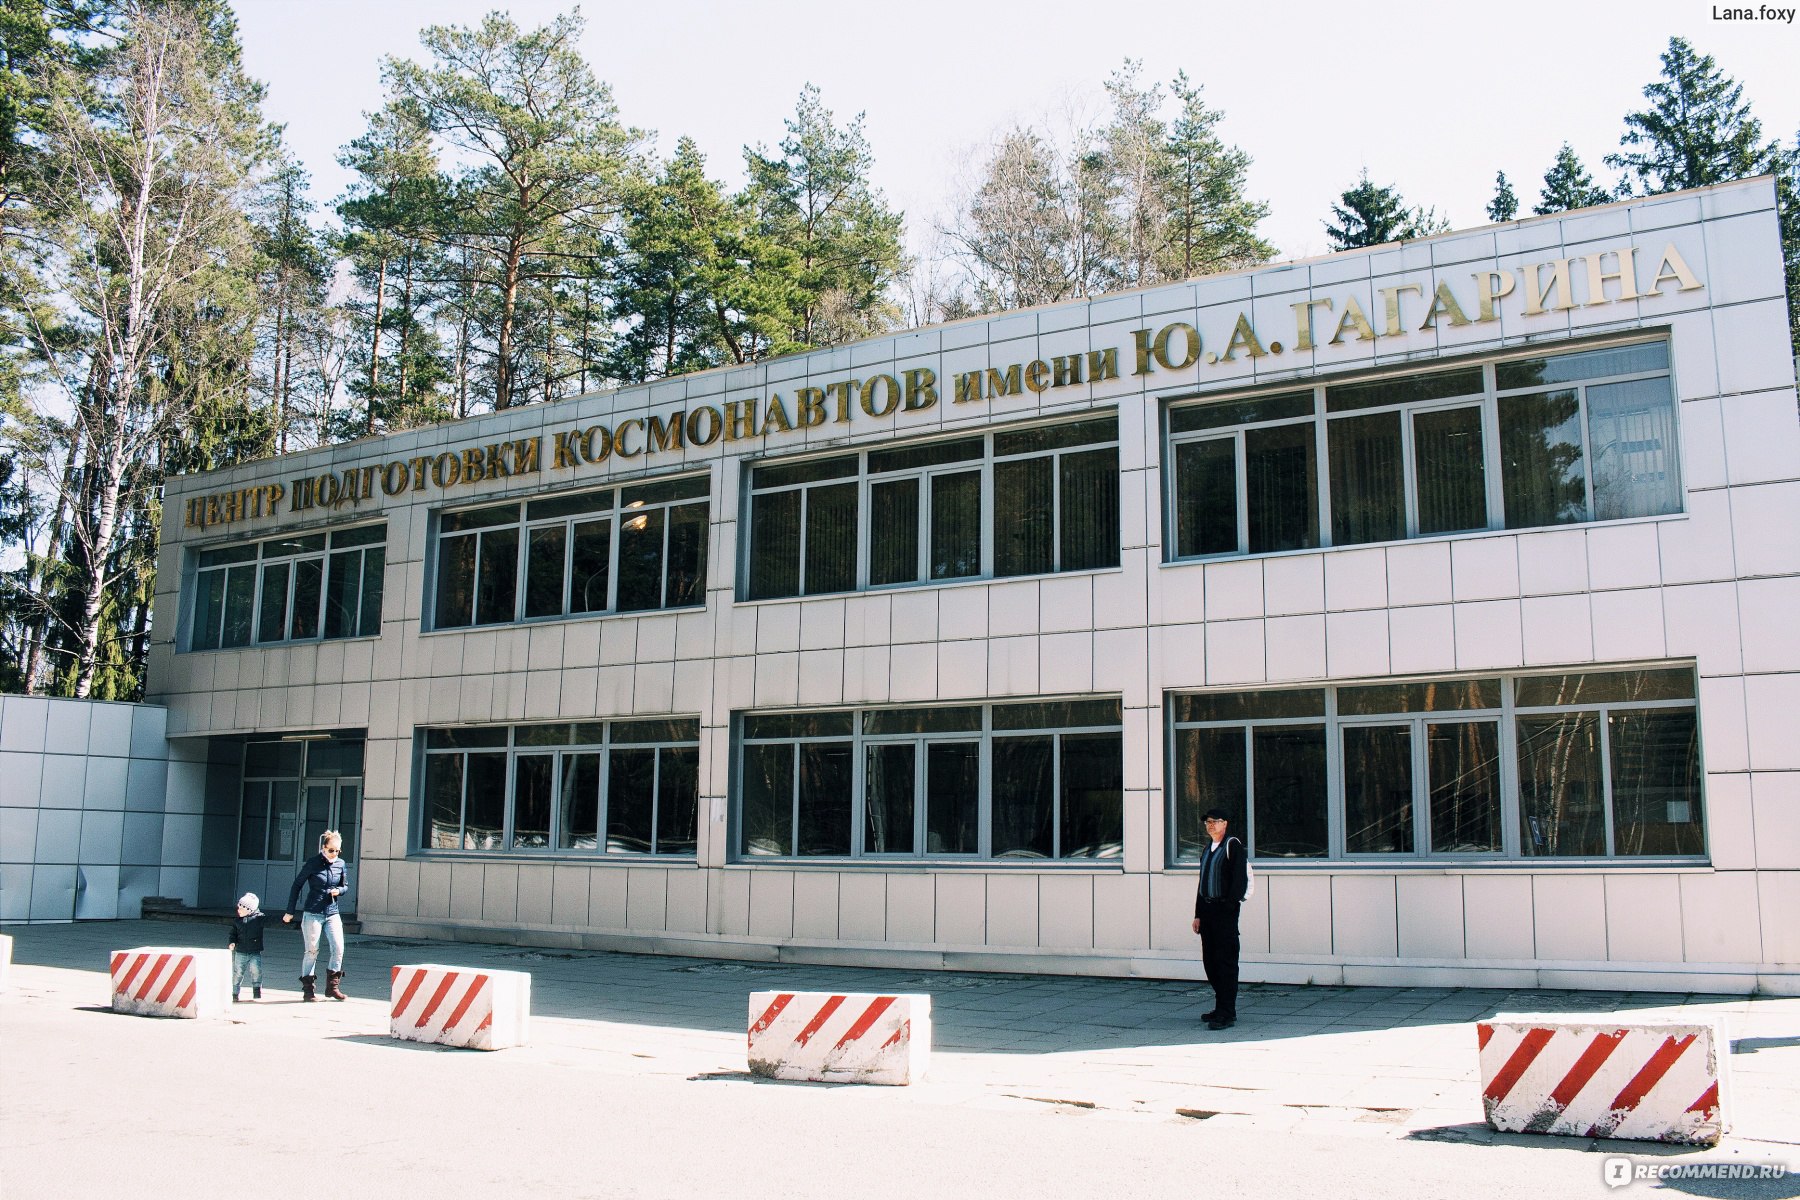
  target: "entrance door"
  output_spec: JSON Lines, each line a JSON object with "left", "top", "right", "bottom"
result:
{"left": 300, "top": 779, "right": 361, "bottom": 914}
{"left": 235, "top": 737, "right": 363, "bottom": 917}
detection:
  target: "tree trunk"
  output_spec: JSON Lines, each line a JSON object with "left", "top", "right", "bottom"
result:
{"left": 366, "top": 253, "right": 387, "bottom": 434}
{"left": 398, "top": 247, "right": 414, "bottom": 406}
{"left": 71, "top": 445, "right": 124, "bottom": 700}
{"left": 496, "top": 236, "right": 524, "bottom": 408}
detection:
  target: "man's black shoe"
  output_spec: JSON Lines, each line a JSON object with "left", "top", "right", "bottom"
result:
{"left": 1200, "top": 1010, "right": 1218, "bottom": 1021}
{"left": 1207, "top": 1016, "right": 1236, "bottom": 1030}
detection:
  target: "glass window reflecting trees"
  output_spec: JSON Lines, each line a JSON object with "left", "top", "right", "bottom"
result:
{"left": 745, "top": 417, "right": 1119, "bottom": 600}
{"left": 1169, "top": 667, "right": 1702, "bottom": 861}
{"left": 739, "top": 699, "right": 1123, "bottom": 860}
{"left": 419, "top": 720, "right": 700, "bottom": 855}
{"left": 433, "top": 476, "right": 708, "bottom": 629}
{"left": 192, "top": 524, "right": 385, "bottom": 651}
{"left": 1168, "top": 340, "right": 1678, "bottom": 560}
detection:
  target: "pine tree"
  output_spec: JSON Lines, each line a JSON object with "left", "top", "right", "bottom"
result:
{"left": 1486, "top": 171, "right": 1518, "bottom": 222}
{"left": 1607, "top": 37, "right": 1796, "bottom": 354}
{"left": 1155, "top": 71, "right": 1271, "bottom": 278}
{"left": 383, "top": 9, "right": 638, "bottom": 409}
{"left": 1534, "top": 144, "right": 1613, "bottom": 214}
{"left": 1606, "top": 37, "right": 1769, "bottom": 194}
{"left": 1323, "top": 171, "right": 1447, "bottom": 250}
{"left": 741, "top": 84, "right": 904, "bottom": 354}
{"left": 1775, "top": 130, "right": 1800, "bottom": 359}
{"left": 606, "top": 137, "right": 735, "bottom": 383}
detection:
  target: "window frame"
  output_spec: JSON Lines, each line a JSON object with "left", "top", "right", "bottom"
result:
{"left": 740, "top": 414, "right": 1122, "bottom": 601}
{"left": 429, "top": 474, "right": 710, "bottom": 632}
{"left": 1164, "top": 336, "right": 1680, "bottom": 563}
{"left": 734, "top": 698, "right": 1125, "bottom": 863}
{"left": 188, "top": 523, "right": 386, "bottom": 652}
{"left": 1167, "top": 665, "right": 1705, "bottom": 865}
{"left": 415, "top": 719, "right": 703, "bottom": 858}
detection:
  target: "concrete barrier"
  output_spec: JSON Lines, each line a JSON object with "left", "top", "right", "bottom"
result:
{"left": 0, "top": 933, "right": 11, "bottom": 992}
{"left": 1478, "top": 1016, "right": 1730, "bottom": 1145}
{"left": 747, "top": 991, "right": 930, "bottom": 1085}
{"left": 109, "top": 947, "right": 230, "bottom": 1019}
{"left": 389, "top": 964, "right": 530, "bottom": 1051}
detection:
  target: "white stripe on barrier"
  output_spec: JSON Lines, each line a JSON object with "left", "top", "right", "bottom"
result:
{"left": 389, "top": 964, "right": 530, "bottom": 1051}
{"left": 109, "top": 947, "right": 230, "bottom": 1019}
{"left": 1477, "top": 1016, "right": 1729, "bottom": 1145}
{"left": 747, "top": 990, "right": 930, "bottom": 1085}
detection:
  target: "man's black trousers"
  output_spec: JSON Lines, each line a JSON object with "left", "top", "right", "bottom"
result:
{"left": 1196, "top": 899, "right": 1241, "bottom": 1018}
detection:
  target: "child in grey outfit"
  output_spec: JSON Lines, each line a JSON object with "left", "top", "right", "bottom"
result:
{"left": 229, "top": 892, "right": 265, "bottom": 1001}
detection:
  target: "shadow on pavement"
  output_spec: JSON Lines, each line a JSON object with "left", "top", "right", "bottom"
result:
{"left": 1, "top": 919, "right": 1773, "bottom": 1059}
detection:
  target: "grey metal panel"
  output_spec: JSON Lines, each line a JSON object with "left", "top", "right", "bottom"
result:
{"left": 0, "top": 806, "right": 37, "bottom": 862}
{"left": 124, "top": 758, "right": 167, "bottom": 812}
{"left": 42, "top": 701, "right": 91, "bottom": 755}
{"left": 0, "top": 862, "right": 32, "bottom": 919}
{"left": 74, "top": 865, "right": 120, "bottom": 919}
{"left": 0, "top": 696, "right": 48, "bottom": 753}
{"left": 0, "top": 751, "right": 44, "bottom": 807}
{"left": 37, "top": 754, "right": 86, "bottom": 808}
{"left": 33, "top": 808, "right": 81, "bottom": 863}
{"left": 121, "top": 812, "right": 165, "bottom": 866}
{"left": 78, "top": 809, "right": 124, "bottom": 863}
{"left": 82, "top": 756, "right": 128, "bottom": 810}
{"left": 85, "top": 702, "right": 134, "bottom": 758}
{"left": 30, "top": 863, "right": 75, "bottom": 920}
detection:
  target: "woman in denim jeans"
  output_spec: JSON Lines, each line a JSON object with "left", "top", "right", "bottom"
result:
{"left": 283, "top": 830, "right": 349, "bottom": 1001}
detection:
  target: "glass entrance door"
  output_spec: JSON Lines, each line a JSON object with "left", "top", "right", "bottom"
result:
{"left": 236, "top": 738, "right": 364, "bottom": 916}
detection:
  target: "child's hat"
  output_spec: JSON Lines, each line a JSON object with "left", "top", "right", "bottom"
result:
{"left": 238, "top": 892, "right": 258, "bottom": 912}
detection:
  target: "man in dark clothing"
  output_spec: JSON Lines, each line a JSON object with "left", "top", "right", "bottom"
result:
{"left": 1190, "top": 807, "right": 1249, "bottom": 1030}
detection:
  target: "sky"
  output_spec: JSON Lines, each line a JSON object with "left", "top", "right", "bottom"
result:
{"left": 235, "top": 0, "right": 1799, "bottom": 266}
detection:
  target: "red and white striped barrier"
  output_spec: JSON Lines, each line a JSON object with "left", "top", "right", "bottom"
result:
{"left": 389, "top": 964, "right": 531, "bottom": 1051}
{"left": 109, "top": 947, "right": 230, "bottom": 1019}
{"left": 1478, "top": 1017, "right": 1730, "bottom": 1145}
{"left": 747, "top": 991, "right": 930, "bottom": 1085}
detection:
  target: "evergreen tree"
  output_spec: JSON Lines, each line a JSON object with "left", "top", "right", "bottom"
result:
{"left": 383, "top": 9, "right": 638, "bottom": 409}
{"left": 1323, "top": 171, "right": 1447, "bottom": 250}
{"left": 1154, "top": 70, "right": 1272, "bottom": 278}
{"left": 1486, "top": 171, "right": 1518, "bottom": 222}
{"left": 606, "top": 137, "right": 735, "bottom": 383}
{"left": 1607, "top": 37, "right": 1797, "bottom": 354}
{"left": 1776, "top": 130, "right": 1800, "bottom": 360}
{"left": 1534, "top": 143, "right": 1614, "bottom": 214}
{"left": 336, "top": 100, "right": 448, "bottom": 434}
{"left": 741, "top": 84, "right": 904, "bottom": 354}
{"left": 1607, "top": 37, "right": 1770, "bottom": 195}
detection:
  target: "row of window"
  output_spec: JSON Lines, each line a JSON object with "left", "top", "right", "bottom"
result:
{"left": 420, "top": 719, "right": 701, "bottom": 855}
{"left": 192, "top": 524, "right": 385, "bottom": 650}
{"left": 409, "top": 667, "right": 1705, "bottom": 864}
{"left": 1169, "top": 667, "right": 1701, "bottom": 861}
{"left": 1168, "top": 340, "right": 1678, "bottom": 557}
{"left": 745, "top": 417, "right": 1120, "bottom": 599}
{"left": 185, "top": 337, "right": 1683, "bottom": 651}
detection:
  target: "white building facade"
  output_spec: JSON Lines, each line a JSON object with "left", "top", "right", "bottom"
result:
{"left": 149, "top": 178, "right": 1800, "bottom": 994}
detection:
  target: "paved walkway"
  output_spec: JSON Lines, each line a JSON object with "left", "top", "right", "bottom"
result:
{"left": 6, "top": 918, "right": 1798, "bottom": 1150}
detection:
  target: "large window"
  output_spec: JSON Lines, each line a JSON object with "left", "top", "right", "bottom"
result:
{"left": 739, "top": 698, "right": 1123, "bottom": 860}
{"left": 1168, "top": 340, "right": 1679, "bottom": 560}
{"left": 420, "top": 719, "right": 700, "bottom": 856}
{"left": 191, "top": 523, "right": 385, "bottom": 651}
{"left": 1170, "top": 666, "right": 1702, "bottom": 862}
{"left": 745, "top": 416, "right": 1120, "bottom": 600}
{"left": 433, "top": 475, "right": 708, "bottom": 630}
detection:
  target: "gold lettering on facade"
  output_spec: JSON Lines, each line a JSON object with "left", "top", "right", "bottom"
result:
{"left": 1584, "top": 248, "right": 1640, "bottom": 306}
{"left": 1218, "top": 314, "right": 1265, "bottom": 361}
{"left": 1329, "top": 295, "right": 1377, "bottom": 344}
{"left": 686, "top": 407, "right": 723, "bottom": 446}
{"left": 1650, "top": 243, "right": 1703, "bottom": 293}
{"left": 1474, "top": 271, "right": 1515, "bottom": 322}
{"left": 614, "top": 417, "right": 645, "bottom": 457}
{"left": 795, "top": 387, "right": 827, "bottom": 427}
{"left": 1522, "top": 258, "right": 1577, "bottom": 315}
{"left": 862, "top": 374, "right": 902, "bottom": 417}
{"left": 1291, "top": 298, "right": 1334, "bottom": 351}
{"left": 1419, "top": 282, "right": 1472, "bottom": 329}
{"left": 1380, "top": 284, "right": 1425, "bottom": 337}
{"left": 903, "top": 368, "right": 937, "bottom": 410}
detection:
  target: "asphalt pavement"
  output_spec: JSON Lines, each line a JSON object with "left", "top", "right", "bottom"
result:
{"left": 3, "top": 918, "right": 1796, "bottom": 1200}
